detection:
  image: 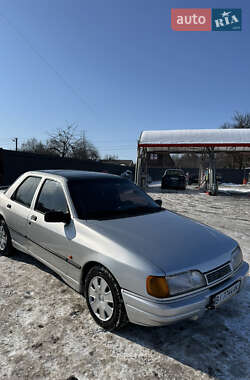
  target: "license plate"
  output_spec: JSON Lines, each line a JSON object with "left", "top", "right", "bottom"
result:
{"left": 211, "top": 281, "right": 241, "bottom": 307}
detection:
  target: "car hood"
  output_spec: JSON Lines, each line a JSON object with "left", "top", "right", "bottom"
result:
{"left": 86, "top": 210, "right": 237, "bottom": 275}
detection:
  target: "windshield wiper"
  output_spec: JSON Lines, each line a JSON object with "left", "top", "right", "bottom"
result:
{"left": 85, "top": 206, "right": 163, "bottom": 220}
{"left": 128, "top": 206, "right": 162, "bottom": 215}
{"left": 86, "top": 209, "right": 129, "bottom": 220}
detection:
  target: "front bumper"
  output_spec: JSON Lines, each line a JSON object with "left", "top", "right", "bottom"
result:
{"left": 121, "top": 261, "right": 249, "bottom": 327}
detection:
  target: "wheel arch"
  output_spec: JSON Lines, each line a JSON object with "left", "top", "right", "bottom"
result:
{"left": 0, "top": 213, "right": 4, "bottom": 220}
{"left": 80, "top": 261, "right": 120, "bottom": 296}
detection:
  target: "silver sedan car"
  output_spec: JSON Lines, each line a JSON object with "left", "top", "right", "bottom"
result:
{"left": 0, "top": 170, "right": 248, "bottom": 330}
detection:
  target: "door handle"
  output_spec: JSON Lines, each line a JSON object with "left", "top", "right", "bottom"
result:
{"left": 7, "top": 204, "right": 11, "bottom": 209}
{"left": 30, "top": 215, "right": 37, "bottom": 221}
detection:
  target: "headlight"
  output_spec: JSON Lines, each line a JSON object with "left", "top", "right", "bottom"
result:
{"left": 231, "top": 247, "right": 243, "bottom": 271}
{"left": 166, "top": 270, "right": 206, "bottom": 296}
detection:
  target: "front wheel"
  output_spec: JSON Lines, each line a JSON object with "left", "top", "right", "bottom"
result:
{"left": 85, "top": 265, "right": 128, "bottom": 331}
{"left": 0, "top": 219, "right": 13, "bottom": 256}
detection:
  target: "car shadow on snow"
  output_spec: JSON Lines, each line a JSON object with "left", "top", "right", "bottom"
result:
{"left": 218, "top": 190, "right": 250, "bottom": 198}
{"left": 117, "top": 277, "right": 250, "bottom": 379}
{"left": 10, "top": 249, "right": 63, "bottom": 282}
{"left": 147, "top": 186, "right": 200, "bottom": 195}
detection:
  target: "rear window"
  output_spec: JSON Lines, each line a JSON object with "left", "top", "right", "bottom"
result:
{"left": 11, "top": 176, "right": 41, "bottom": 208}
{"left": 165, "top": 170, "right": 184, "bottom": 176}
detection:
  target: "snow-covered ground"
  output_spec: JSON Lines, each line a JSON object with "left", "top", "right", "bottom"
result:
{"left": 149, "top": 181, "right": 250, "bottom": 194}
{"left": 219, "top": 183, "right": 250, "bottom": 194}
{"left": 0, "top": 185, "right": 249, "bottom": 380}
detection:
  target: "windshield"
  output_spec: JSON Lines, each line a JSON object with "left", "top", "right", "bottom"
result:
{"left": 165, "top": 170, "right": 184, "bottom": 176}
{"left": 68, "top": 177, "right": 162, "bottom": 220}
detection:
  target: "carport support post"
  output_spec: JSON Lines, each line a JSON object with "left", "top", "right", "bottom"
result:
{"left": 207, "top": 148, "right": 218, "bottom": 196}
{"left": 199, "top": 153, "right": 206, "bottom": 187}
{"left": 135, "top": 146, "right": 148, "bottom": 188}
{"left": 135, "top": 145, "right": 141, "bottom": 185}
{"left": 140, "top": 148, "right": 148, "bottom": 189}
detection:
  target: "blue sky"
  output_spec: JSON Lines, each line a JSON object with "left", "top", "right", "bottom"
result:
{"left": 0, "top": 0, "right": 249, "bottom": 160}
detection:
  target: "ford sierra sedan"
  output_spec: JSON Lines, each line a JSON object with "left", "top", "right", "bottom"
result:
{"left": 0, "top": 170, "right": 248, "bottom": 330}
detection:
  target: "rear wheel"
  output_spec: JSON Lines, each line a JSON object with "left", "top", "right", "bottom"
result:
{"left": 0, "top": 219, "right": 13, "bottom": 256}
{"left": 85, "top": 265, "right": 128, "bottom": 331}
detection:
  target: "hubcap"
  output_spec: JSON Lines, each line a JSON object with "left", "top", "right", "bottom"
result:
{"left": 0, "top": 225, "right": 7, "bottom": 251}
{"left": 88, "top": 276, "right": 114, "bottom": 321}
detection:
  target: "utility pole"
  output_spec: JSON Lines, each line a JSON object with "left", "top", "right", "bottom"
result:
{"left": 82, "top": 130, "right": 86, "bottom": 142}
{"left": 12, "top": 137, "right": 18, "bottom": 151}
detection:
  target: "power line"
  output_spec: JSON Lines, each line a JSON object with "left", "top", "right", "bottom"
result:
{"left": 0, "top": 11, "right": 98, "bottom": 118}
{"left": 0, "top": 13, "right": 140, "bottom": 153}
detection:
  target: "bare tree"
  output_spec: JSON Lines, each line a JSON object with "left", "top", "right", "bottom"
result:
{"left": 232, "top": 112, "right": 250, "bottom": 129}
{"left": 103, "top": 154, "right": 119, "bottom": 160}
{"left": 21, "top": 138, "right": 52, "bottom": 155}
{"left": 220, "top": 122, "right": 232, "bottom": 129}
{"left": 86, "top": 142, "right": 100, "bottom": 160}
{"left": 21, "top": 124, "right": 100, "bottom": 161}
{"left": 219, "top": 112, "right": 250, "bottom": 168}
{"left": 71, "top": 138, "right": 100, "bottom": 161}
{"left": 221, "top": 112, "right": 250, "bottom": 129}
{"left": 47, "top": 124, "right": 77, "bottom": 158}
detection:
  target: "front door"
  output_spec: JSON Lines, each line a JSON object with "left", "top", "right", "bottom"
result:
{"left": 27, "top": 179, "right": 79, "bottom": 282}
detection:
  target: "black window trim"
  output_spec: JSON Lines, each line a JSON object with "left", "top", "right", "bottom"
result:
{"left": 11, "top": 175, "right": 42, "bottom": 209}
{"left": 34, "top": 178, "right": 70, "bottom": 216}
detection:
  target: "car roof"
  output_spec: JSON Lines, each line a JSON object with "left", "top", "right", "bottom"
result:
{"left": 34, "top": 170, "right": 118, "bottom": 180}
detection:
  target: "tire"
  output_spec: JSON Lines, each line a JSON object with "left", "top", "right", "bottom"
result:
{"left": 85, "top": 265, "right": 128, "bottom": 331}
{"left": 0, "top": 218, "right": 13, "bottom": 256}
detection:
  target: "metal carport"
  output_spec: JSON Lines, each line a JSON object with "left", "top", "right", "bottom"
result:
{"left": 135, "top": 129, "right": 250, "bottom": 195}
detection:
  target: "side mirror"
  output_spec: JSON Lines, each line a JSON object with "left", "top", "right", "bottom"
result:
{"left": 44, "top": 211, "right": 71, "bottom": 224}
{"left": 155, "top": 199, "right": 162, "bottom": 207}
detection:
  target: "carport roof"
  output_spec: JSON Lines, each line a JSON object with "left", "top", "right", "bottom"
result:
{"left": 138, "top": 129, "right": 250, "bottom": 153}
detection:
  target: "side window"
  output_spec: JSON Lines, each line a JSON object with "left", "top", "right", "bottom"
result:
{"left": 12, "top": 176, "right": 41, "bottom": 208}
{"left": 35, "top": 179, "right": 68, "bottom": 214}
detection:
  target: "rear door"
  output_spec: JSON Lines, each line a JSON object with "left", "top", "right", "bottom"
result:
{"left": 27, "top": 179, "right": 79, "bottom": 281}
{"left": 4, "top": 176, "right": 41, "bottom": 248}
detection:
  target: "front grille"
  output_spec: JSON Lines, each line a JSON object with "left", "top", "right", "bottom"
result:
{"left": 205, "top": 263, "right": 232, "bottom": 285}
